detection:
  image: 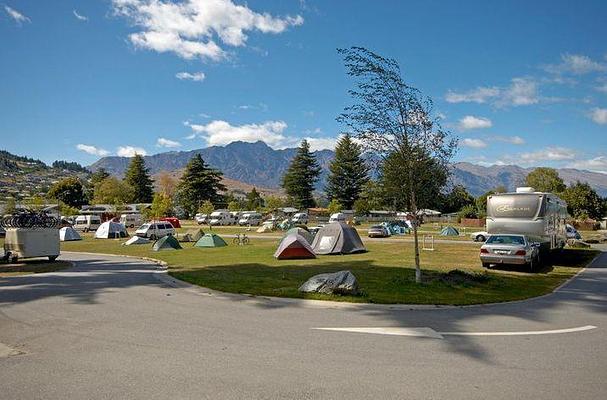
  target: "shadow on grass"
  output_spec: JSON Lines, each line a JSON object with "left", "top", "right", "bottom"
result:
{"left": 0, "top": 259, "right": 71, "bottom": 275}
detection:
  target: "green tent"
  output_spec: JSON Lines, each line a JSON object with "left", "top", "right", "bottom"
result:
{"left": 439, "top": 226, "right": 460, "bottom": 236}
{"left": 180, "top": 228, "right": 204, "bottom": 242}
{"left": 194, "top": 233, "right": 228, "bottom": 248}
{"left": 152, "top": 235, "right": 182, "bottom": 251}
{"left": 285, "top": 227, "right": 314, "bottom": 244}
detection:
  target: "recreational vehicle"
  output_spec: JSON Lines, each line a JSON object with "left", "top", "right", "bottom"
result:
{"left": 209, "top": 210, "right": 232, "bottom": 226}
{"left": 486, "top": 187, "right": 568, "bottom": 254}
{"left": 238, "top": 212, "right": 262, "bottom": 226}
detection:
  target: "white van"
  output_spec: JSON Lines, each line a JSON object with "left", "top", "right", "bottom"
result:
{"left": 135, "top": 222, "right": 175, "bottom": 240}
{"left": 238, "top": 212, "right": 262, "bottom": 226}
{"left": 229, "top": 211, "right": 243, "bottom": 225}
{"left": 120, "top": 213, "right": 143, "bottom": 228}
{"left": 74, "top": 215, "right": 102, "bottom": 232}
{"left": 195, "top": 213, "right": 208, "bottom": 225}
{"left": 329, "top": 213, "right": 347, "bottom": 224}
{"left": 291, "top": 212, "right": 308, "bottom": 225}
{"left": 209, "top": 210, "right": 232, "bottom": 226}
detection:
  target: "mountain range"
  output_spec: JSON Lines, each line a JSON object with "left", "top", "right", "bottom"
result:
{"left": 90, "top": 141, "right": 607, "bottom": 197}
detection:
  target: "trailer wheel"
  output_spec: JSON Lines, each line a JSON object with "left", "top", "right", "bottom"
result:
{"left": 10, "top": 255, "right": 18, "bottom": 264}
{"left": 48, "top": 255, "right": 58, "bottom": 261}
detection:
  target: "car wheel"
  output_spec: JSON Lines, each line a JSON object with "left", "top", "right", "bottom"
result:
{"left": 482, "top": 262, "right": 491, "bottom": 269}
{"left": 477, "top": 235, "right": 486, "bottom": 242}
{"left": 150, "top": 234, "right": 157, "bottom": 241}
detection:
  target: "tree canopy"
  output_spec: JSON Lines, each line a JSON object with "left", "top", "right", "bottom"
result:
{"left": 92, "top": 177, "right": 133, "bottom": 206}
{"left": 124, "top": 154, "right": 154, "bottom": 203}
{"left": 561, "top": 181, "right": 605, "bottom": 220}
{"left": 281, "top": 140, "right": 321, "bottom": 209}
{"left": 325, "top": 134, "right": 369, "bottom": 209}
{"left": 176, "top": 154, "right": 225, "bottom": 218}
{"left": 47, "top": 177, "right": 87, "bottom": 207}
{"left": 525, "top": 167, "right": 566, "bottom": 193}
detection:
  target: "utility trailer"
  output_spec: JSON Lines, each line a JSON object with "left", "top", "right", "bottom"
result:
{"left": 2, "top": 228, "right": 60, "bottom": 263}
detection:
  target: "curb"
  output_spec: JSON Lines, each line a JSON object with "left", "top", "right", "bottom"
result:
{"left": 61, "top": 250, "right": 604, "bottom": 312}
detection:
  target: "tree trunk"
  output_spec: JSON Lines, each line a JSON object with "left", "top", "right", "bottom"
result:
{"left": 410, "top": 189, "right": 421, "bottom": 283}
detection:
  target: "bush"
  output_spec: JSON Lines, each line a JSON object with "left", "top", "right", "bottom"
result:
{"left": 458, "top": 204, "right": 479, "bottom": 219}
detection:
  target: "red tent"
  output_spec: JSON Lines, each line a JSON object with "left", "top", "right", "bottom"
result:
{"left": 160, "top": 217, "right": 181, "bottom": 228}
{"left": 274, "top": 234, "right": 316, "bottom": 260}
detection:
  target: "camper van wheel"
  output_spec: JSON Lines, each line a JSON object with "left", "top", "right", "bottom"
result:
{"left": 48, "top": 255, "right": 58, "bottom": 261}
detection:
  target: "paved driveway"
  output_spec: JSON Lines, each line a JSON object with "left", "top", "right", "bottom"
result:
{"left": 1, "top": 251, "right": 605, "bottom": 399}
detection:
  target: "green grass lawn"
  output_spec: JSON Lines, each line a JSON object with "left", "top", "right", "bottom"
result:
{"left": 59, "top": 234, "right": 599, "bottom": 305}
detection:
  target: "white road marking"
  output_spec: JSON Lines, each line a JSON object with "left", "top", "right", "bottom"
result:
{"left": 312, "top": 327, "right": 444, "bottom": 339}
{"left": 312, "top": 325, "right": 597, "bottom": 339}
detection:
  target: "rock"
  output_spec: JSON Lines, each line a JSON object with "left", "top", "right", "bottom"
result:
{"left": 298, "top": 270, "right": 359, "bottom": 295}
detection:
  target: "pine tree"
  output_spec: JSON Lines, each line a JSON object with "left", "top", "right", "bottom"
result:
{"left": 281, "top": 140, "right": 321, "bottom": 209}
{"left": 176, "top": 154, "right": 225, "bottom": 217}
{"left": 325, "top": 134, "right": 369, "bottom": 209}
{"left": 124, "top": 154, "right": 154, "bottom": 203}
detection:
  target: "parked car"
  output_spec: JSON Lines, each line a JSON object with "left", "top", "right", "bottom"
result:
{"left": 160, "top": 217, "right": 181, "bottom": 228}
{"left": 209, "top": 210, "right": 232, "bottom": 226}
{"left": 135, "top": 222, "right": 175, "bottom": 240}
{"left": 368, "top": 225, "right": 390, "bottom": 238}
{"left": 120, "top": 213, "right": 143, "bottom": 228}
{"left": 195, "top": 213, "right": 208, "bottom": 225}
{"left": 480, "top": 234, "right": 541, "bottom": 270}
{"left": 73, "top": 215, "right": 102, "bottom": 232}
{"left": 291, "top": 212, "right": 309, "bottom": 225}
{"left": 566, "top": 224, "right": 581, "bottom": 240}
{"left": 329, "top": 213, "right": 347, "bottom": 223}
{"left": 470, "top": 231, "right": 489, "bottom": 242}
{"left": 239, "top": 212, "right": 262, "bottom": 226}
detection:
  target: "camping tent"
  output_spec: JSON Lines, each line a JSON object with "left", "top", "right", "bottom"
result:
{"left": 180, "top": 228, "right": 204, "bottom": 242}
{"left": 94, "top": 221, "right": 128, "bottom": 239}
{"left": 152, "top": 235, "right": 182, "bottom": 251}
{"left": 274, "top": 234, "right": 316, "bottom": 259}
{"left": 311, "top": 222, "right": 366, "bottom": 255}
{"left": 123, "top": 236, "right": 151, "bottom": 246}
{"left": 439, "top": 226, "right": 459, "bottom": 236}
{"left": 59, "top": 226, "right": 81, "bottom": 241}
{"left": 285, "top": 227, "right": 314, "bottom": 244}
{"left": 194, "top": 233, "right": 227, "bottom": 248}
{"left": 257, "top": 223, "right": 274, "bottom": 233}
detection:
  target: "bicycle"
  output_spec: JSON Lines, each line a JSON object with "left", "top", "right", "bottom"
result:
{"left": 232, "top": 233, "right": 250, "bottom": 245}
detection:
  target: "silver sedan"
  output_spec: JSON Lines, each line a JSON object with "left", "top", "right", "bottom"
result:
{"left": 480, "top": 234, "right": 541, "bottom": 271}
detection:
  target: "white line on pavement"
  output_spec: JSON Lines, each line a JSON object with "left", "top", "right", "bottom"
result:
{"left": 312, "top": 325, "right": 597, "bottom": 339}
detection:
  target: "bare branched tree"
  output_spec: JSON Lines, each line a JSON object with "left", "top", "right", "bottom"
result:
{"left": 337, "top": 46, "right": 457, "bottom": 283}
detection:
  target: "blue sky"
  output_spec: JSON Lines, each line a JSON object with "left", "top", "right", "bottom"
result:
{"left": 1, "top": 0, "right": 606, "bottom": 172}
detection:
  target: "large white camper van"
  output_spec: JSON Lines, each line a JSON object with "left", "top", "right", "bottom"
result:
{"left": 486, "top": 187, "right": 568, "bottom": 253}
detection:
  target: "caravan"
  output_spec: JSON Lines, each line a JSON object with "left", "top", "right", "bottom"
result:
{"left": 120, "top": 213, "right": 143, "bottom": 228}
{"left": 74, "top": 215, "right": 102, "bottom": 232}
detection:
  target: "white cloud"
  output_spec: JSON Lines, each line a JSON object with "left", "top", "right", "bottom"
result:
{"left": 156, "top": 138, "right": 181, "bottom": 148}
{"left": 175, "top": 71, "right": 205, "bottom": 81}
{"left": 596, "top": 82, "right": 607, "bottom": 93}
{"left": 589, "top": 107, "right": 607, "bottom": 125}
{"left": 461, "top": 138, "right": 487, "bottom": 149}
{"left": 185, "top": 119, "right": 338, "bottom": 150}
{"left": 568, "top": 156, "right": 607, "bottom": 174}
{"left": 445, "top": 86, "right": 499, "bottom": 104}
{"left": 446, "top": 78, "right": 539, "bottom": 107}
{"left": 519, "top": 147, "right": 576, "bottom": 163}
{"left": 187, "top": 120, "right": 288, "bottom": 147}
{"left": 238, "top": 103, "right": 268, "bottom": 111}
{"left": 117, "top": 146, "right": 147, "bottom": 157}
{"left": 112, "top": 0, "right": 303, "bottom": 61}
{"left": 458, "top": 115, "right": 492, "bottom": 130}
{"left": 73, "top": 10, "right": 88, "bottom": 21}
{"left": 498, "top": 77, "right": 539, "bottom": 106}
{"left": 76, "top": 144, "right": 110, "bottom": 157}
{"left": 543, "top": 53, "right": 607, "bottom": 75}
{"left": 4, "top": 5, "right": 30, "bottom": 24}
{"left": 492, "top": 135, "right": 525, "bottom": 145}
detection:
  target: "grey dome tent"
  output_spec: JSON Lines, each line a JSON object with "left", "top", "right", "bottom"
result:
{"left": 152, "top": 235, "right": 182, "bottom": 251}
{"left": 194, "top": 233, "right": 227, "bottom": 248}
{"left": 274, "top": 234, "right": 316, "bottom": 260}
{"left": 284, "top": 227, "right": 314, "bottom": 244}
{"left": 311, "top": 222, "right": 366, "bottom": 255}
{"left": 123, "top": 236, "right": 151, "bottom": 246}
{"left": 94, "top": 221, "right": 128, "bottom": 239}
{"left": 59, "top": 226, "right": 81, "bottom": 241}
{"left": 439, "top": 226, "right": 459, "bottom": 236}
{"left": 180, "top": 228, "right": 204, "bottom": 242}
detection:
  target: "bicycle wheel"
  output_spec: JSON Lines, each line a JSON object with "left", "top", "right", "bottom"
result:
{"left": 242, "top": 237, "right": 249, "bottom": 245}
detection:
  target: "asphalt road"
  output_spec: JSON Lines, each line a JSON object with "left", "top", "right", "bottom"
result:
{"left": 1, "top": 251, "right": 606, "bottom": 399}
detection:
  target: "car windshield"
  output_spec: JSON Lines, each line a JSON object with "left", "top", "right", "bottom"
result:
{"left": 486, "top": 235, "right": 525, "bottom": 245}
{"left": 139, "top": 224, "right": 150, "bottom": 230}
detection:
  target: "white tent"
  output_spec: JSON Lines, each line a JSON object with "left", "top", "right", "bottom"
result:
{"left": 123, "top": 236, "right": 151, "bottom": 246}
{"left": 59, "top": 226, "right": 81, "bottom": 241}
{"left": 95, "top": 221, "right": 128, "bottom": 239}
